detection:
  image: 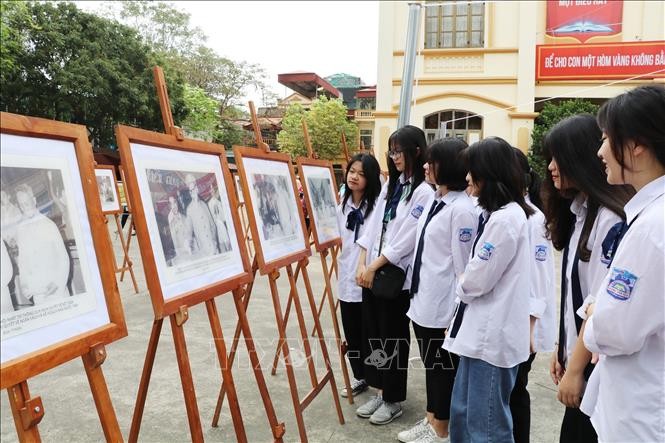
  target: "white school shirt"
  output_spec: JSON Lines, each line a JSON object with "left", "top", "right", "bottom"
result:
{"left": 406, "top": 191, "right": 477, "bottom": 329}
{"left": 336, "top": 199, "right": 372, "bottom": 303}
{"left": 560, "top": 196, "right": 621, "bottom": 365}
{"left": 526, "top": 198, "right": 556, "bottom": 352}
{"left": 581, "top": 176, "right": 665, "bottom": 442}
{"left": 443, "top": 202, "right": 531, "bottom": 368}
{"left": 356, "top": 175, "right": 434, "bottom": 291}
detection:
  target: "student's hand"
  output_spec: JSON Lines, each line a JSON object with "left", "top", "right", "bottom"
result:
{"left": 557, "top": 369, "right": 584, "bottom": 408}
{"left": 549, "top": 348, "right": 564, "bottom": 385}
{"left": 356, "top": 264, "right": 367, "bottom": 286}
{"left": 360, "top": 268, "right": 375, "bottom": 289}
{"left": 585, "top": 302, "right": 595, "bottom": 317}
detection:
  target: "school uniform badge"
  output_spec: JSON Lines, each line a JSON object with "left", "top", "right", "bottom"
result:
{"left": 459, "top": 228, "right": 472, "bottom": 242}
{"left": 535, "top": 244, "right": 548, "bottom": 262}
{"left": 411, "top": 205, "right": 424, "bottom": 219}
{"left": 477, "top": 242, "right": 495, "bottom": 261}
{"left": 606, "top": 267, "right": 638, "bottom": 301}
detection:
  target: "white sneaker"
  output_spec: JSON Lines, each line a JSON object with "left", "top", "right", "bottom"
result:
{"left": 340, "top": 378, "right": 368, "bottom": 398}
{"left": 356, "top": 394, "right": 383, "bottom": 418}
{"left": 412, "top": 424, "right": 449, "bottom": 443}
{"left": 397, "top": 417, "right": 429, "bottom": 442}
{"left": 369, "top": 401, "right": 402, "bottom": 425}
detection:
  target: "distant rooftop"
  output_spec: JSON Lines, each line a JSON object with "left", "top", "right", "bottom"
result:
{"left": 277, "top": 72, "right": 340, "bottom": 99}
{"left": 326, "top": 73, "right": 363, "bottom": 89}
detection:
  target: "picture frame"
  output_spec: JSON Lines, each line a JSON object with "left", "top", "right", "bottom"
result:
{"left": 0, "top": 112, "right": 127, "bottom": 389}
{"left": 115, "top": 125, "right": 251, "bottom": 318}
{"left": 94, "top": 165, "right": 122, "bottom": 214}
{"left": 233, "top": 146, "right": 310, "bottom": 274}
{"left": 296, "top": 157, "right": 341, "bottom": 252}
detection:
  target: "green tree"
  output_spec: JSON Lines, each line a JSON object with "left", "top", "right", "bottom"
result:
{"left": 181, "top": 84, "right": 218, "bottom": 141}
{"left": 529, "top": 99, "right": 600, "bottom": 177}
{"left": 0, "top": 2, "right": 187, "bottom": 149}
{"left": 278, "top": 97, "right": 358, "bottom": 160}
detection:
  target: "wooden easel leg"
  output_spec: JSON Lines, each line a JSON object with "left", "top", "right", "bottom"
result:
{"left": 205, "top": 299, "right": 248, "bottom": 443}
{"left": 299, "top": 259, "right": 345, "bottom": 425}
{"left": 119, "top": 216, "right": 135, "bottom": 280}
{"left": 310, "top": 250, "right": 338, "bottom": 337}
{"left": 267, "top": 270, "right": 308, "bottom": 443}
{"left": 7, "top": 381, "right": 43, "bottom": 442}
{"left": 114, "top": 214, "right": 139, "bottom": 294}
{"left": 129, "top": 318, "right": 163, "bottom": 443}
{"left": 212, "top": 258, "right": 258, "bottom": 427}
{"left": 319, "top": 250, "right": 354, "bottom": 404}
{"left": 269, "top": 262, "right": 302, "bottom": 375}
{"left": 169, "top": 313, "right": 204, "bottom": 442}
{"left": 82, "top": 344, "right": 123, "bottom": 442}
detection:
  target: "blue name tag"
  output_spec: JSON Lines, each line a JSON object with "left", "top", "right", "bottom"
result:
{"left": 411, "top": 205, "right": 424, "bottom": 219}
{"left": 477, "top": 242, "right": 495, "bottom": 261}
{"left": 607, "top": 267, "right": 638, "bottom": 301}
{"left": 535, "top": 244, "right": 548, "bottom": 262}
{"left": 459, "top": 228, "right": 472, "bottom": 242}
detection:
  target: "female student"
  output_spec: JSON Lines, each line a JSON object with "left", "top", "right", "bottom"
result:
{"left": 336, "top": 153, "right": 382, "bottom": 398}
{"left": 510, "top": 148, "right": 556, "bottom": 443}
{"left": 582, "top": 84, "right": 665, "bottom": 441}
{"left": 541, "top": 114, "right": 632, "bottom": 442}
{"left": 355, "top": 125, "right": 433, "bottom": 425}
{"left": 443, "top": 137, "right": 534, "bottom": 442}
{"left": 397, "top": 138, "right": 477, "bottom": 443}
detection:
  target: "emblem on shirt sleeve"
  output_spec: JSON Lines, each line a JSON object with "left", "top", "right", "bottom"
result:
{"left": 411, "top": 205, "right": 424, "bottom": 219}
{"left": 606, "top": 267, "right": 638, "bottom": 301}
{"left": 535, "top": 244, "right": 548, "bottom": 262}
{"left": 459, "top": 228, "right": 472, "bottom": 242}
{"left": 477, "top": 242, "right": 495, "bottom": 261}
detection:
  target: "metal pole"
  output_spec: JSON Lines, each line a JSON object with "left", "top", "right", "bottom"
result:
{"left": 397, "top": 2, "right": 422, "bottom": 129}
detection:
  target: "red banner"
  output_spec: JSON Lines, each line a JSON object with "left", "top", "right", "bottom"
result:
{"left": 536, "top": 41, "right": 665, "bottom": 81}
{"left": 546, "top": 0, "right": 623, "bottom": 43}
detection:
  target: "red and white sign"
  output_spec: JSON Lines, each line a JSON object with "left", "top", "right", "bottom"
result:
{"left": 536, "top": 41, "right": 665, "bottom": 81}
{"left": 546, "top": 0, "right": 623, "bottom": 44}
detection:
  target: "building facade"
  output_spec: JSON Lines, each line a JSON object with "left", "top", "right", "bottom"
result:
{"left": 375, "top": 0, "right": 665, "bottom": 166}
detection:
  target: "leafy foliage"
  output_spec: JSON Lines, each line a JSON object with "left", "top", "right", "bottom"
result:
{"left": 181, "top": 84, "right": 219, "bottom": 140}
{"left": 0, "top": 1, "right": 187, "bottom": 149}
{"left": 529, "top": 99, "right": 600, "bottom": 178}
{"left": 278, "top": 97, "right": 359, "bottom": 160}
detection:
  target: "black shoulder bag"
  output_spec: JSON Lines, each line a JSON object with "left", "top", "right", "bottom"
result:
{"left": 371, "top": 221, "right": 406, "bottom": 299}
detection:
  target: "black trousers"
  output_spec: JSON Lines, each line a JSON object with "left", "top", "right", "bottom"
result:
{"left": 339, "top": 300, "right": 364, "bottom": 381}
{"left": 361, "top": 288, "right": 411, "bottom": 403}
{"left": 510, "top": 352, "right": 537, "bottom": 443}
{"left": 560, "top": 406, "right": 598, "bottom": 443}
{"left": 413, "top": 322, "right": 459, "bottom": 420}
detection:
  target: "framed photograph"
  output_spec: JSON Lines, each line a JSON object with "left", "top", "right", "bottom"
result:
{"left": 116, "top": 125, "right": 251, "bottom": 318}
{"left": 297, "top": 158, "right": 341, "bottom": 251}
{"left": 0, "top": 112, "right": 126, "bottom": 389}
{"left": 234, "top": 146, "right": 310, "bottom": 274}
{"left": 94, "top": 166, "right": 122, "bottom": 214}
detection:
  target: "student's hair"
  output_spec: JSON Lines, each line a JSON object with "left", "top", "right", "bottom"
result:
{"left": 597, "top": 84, "right": 665, "bottom": 172}
{"left": 342, "top": 153, "right": 382, "bottom": 217}
{"left": 427, "top": 137, "right": 469, "bottom": 191}
{"left": 541, "top": 114, "right": 633, "bottom": 260}
{"left": 513, "top": 147, "right": 543, "bottom": 211}
{"left": 465, "top": 137, "right": 534, "bottom": 218}
{"left": 386, "top": 125, "right": 428, "bottom": 201}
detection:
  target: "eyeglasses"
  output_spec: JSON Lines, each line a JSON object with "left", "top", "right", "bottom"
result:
{"left": 388, "top": 149, "right": 403, "bottom": 159}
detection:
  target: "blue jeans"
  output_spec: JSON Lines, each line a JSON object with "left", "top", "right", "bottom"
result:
{"left": 450, "top": 356, "right": 519, "bottom": 443}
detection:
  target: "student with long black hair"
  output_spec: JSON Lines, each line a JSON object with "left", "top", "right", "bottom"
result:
{"left": 510, "top": 148, "right": 556, "bottom": 443}
{"left": 444, "top": 137, "right": 534, "bottom": 442}
{"left": 355, "top": 125, "right": 433, "bottom": 425}
{"left": 397, "top": 138, "right": 476, "bottom": 443}
{"left": 336, "top": 153, "right": 382, "bottom": 398}
{"left": 582, "top": 85, "right": 665, "bottom": 442}
{"left": 542, "top": 114, "right": 633, "bottom": 443}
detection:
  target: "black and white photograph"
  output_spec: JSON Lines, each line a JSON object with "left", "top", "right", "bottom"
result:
{"left": 239, "top": 155, "right": 307, "bottom": 265}
{"left": 301, "top": 164, "right": 341, "bottom": 246}
{"left": 129, "top": 143, "right": 244, "bottom": 301}
{"left": 1, "top": 133, "right": 110, "bottom": 364}
{"left": 94, "top": 168, "right": 121, "bottom": 213}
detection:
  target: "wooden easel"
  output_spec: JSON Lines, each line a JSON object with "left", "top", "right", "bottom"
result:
{"left": 213, "top": 106, "right": 344, "bottom": 443}
{"left": 2, "top": 112, "right": 127, "bottom": 442}
{"left": 117, "top": 166, "right": 139, "bottom": 290}
{"left": 123, "top": 68, "right": 284, "bottom": 443}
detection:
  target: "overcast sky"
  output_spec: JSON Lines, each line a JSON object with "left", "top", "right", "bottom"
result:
{"left": 78, "top": 1, "right": 380, "bottom": 105}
